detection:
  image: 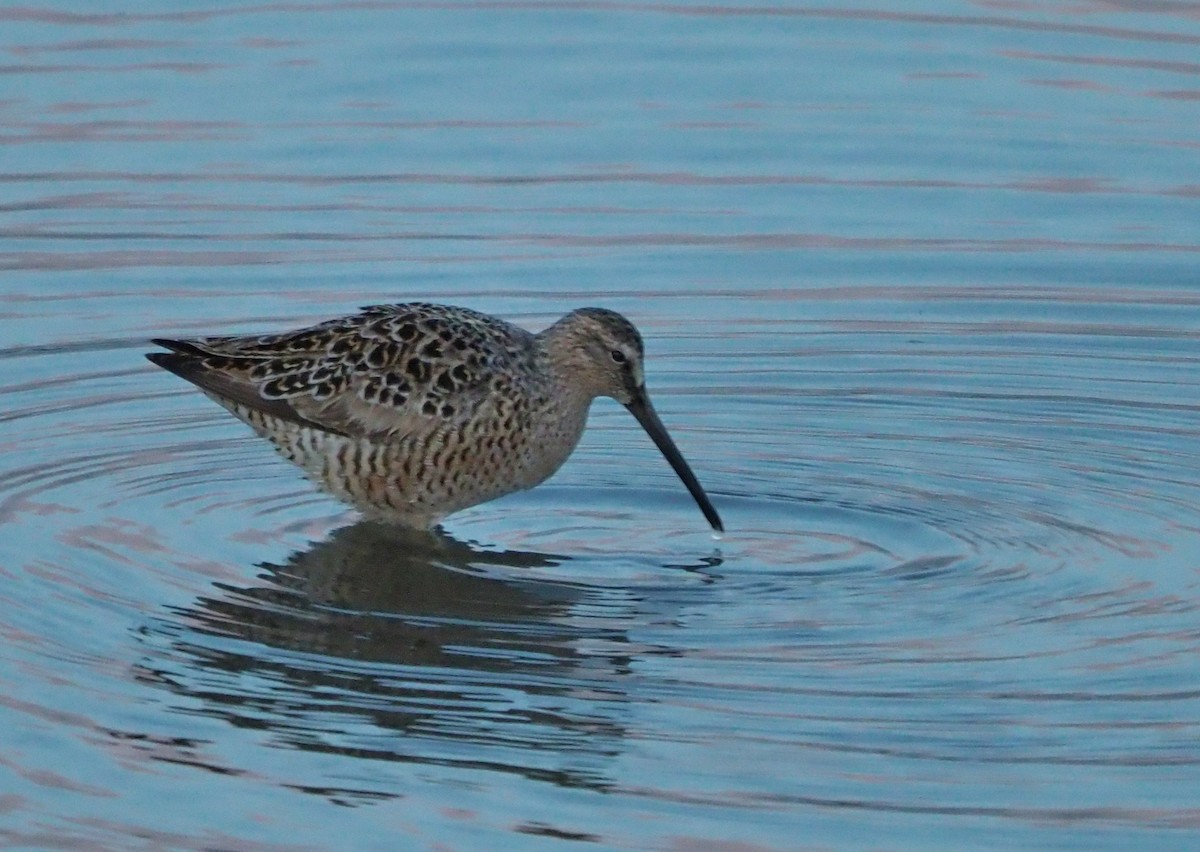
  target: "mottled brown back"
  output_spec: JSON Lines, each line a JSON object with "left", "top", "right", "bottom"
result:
{"left": 151, "top": 303, "right": 538, "bottom": 440}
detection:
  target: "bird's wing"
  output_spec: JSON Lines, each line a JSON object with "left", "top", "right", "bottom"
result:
{"left": 148, "top": 303, "right": 533, "bottom": 440}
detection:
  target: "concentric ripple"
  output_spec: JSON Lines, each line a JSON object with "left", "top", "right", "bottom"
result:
{"left": 2, "top": 283, "right": 1199, "bottom": 846}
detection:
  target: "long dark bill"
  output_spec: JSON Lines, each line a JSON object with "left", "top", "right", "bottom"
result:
{"left": 625, "top": 390, "right": 724, "bottom": 532}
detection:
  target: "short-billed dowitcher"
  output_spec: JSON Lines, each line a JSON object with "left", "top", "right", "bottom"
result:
{"left": 147, "top": 303, "right": 723, "bottom": 531}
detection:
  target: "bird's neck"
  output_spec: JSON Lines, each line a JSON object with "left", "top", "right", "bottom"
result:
{"left": 535, "top": 320, "right": 606, "bottom": 403}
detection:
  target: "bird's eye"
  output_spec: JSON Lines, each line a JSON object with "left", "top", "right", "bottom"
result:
{"left": 610, "top": 349, "right": 626, "bottom": 364}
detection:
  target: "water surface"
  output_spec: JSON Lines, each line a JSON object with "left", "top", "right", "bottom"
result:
{"left": 2, "top": 1, "right": 1200, "bottom": 848}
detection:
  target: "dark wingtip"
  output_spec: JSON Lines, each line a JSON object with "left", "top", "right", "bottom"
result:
{"left": 146, "top": 338, "right": 210, "bottom": 380}
{"left": 144, "top": 349, "right": 198, "bottom": 380}
{"left": 149, "top": 337, "right": 204, "bottom": 355}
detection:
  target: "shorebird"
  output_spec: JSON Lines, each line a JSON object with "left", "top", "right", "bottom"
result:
{"left": 147, "top": 303, "right": 723, "bottom": 531}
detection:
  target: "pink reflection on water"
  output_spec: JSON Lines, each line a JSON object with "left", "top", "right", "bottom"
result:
{"left": 3, "top": 2, "right": 1198, "bottom": 47}
{"left": 1004, "top": 50, "right": 1200, "bottom": 76}
{"left": 0, "top": 61, "right": 223, "bottom": 74}
{"left": 908, "top": 71, "right": 984, "bottom": 79}
{"left": 669, "top": 121, "right": 757, "bottom": 129}
{"left": 282, "top": 118, "right": 588, "bottom": 129}
{"left": 47, "top": 99, "right": 151, "bottom": 114}
{"left": 1026, "top": 77, "right": 1116, "bottom": 92}
{"left": 0, "top": 119, "right": 245, "bottom": 144}
{"left": 6, "top": 38, "right": 185, "bottom": 57}
{"left": 239, "top": 37, "right": 303, "bottom": 48}
{"left": 6, "top": 167, "right": 1185, "bottom": 200}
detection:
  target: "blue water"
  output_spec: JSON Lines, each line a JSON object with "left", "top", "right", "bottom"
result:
{"left": 3, "top": 2, "right": 1200, "bottom": 848}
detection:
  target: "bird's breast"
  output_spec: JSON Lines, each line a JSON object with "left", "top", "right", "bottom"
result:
{"left": 508, "top": 392, "right": 592, "bottom": 490}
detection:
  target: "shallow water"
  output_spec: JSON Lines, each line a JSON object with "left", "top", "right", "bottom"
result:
{"left": 3, "top": 1, "right": 1200, "bottom": 848}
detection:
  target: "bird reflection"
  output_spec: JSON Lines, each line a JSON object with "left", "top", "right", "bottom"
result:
{"left": 136, "top": 521, "right": 637, "bottom": 798}
{"left": 195, "top": 521, "right": 579, "bottom": 663}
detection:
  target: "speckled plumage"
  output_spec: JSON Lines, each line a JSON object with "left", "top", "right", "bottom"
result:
{"left": 147, "top": 302, "right": 722, "bottom": 531}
